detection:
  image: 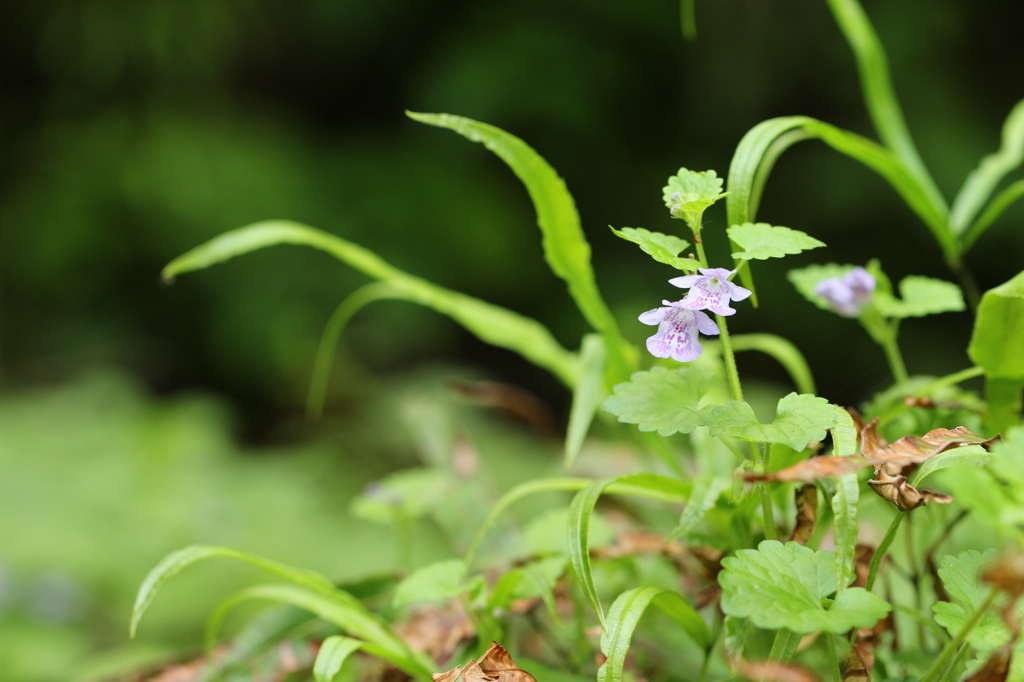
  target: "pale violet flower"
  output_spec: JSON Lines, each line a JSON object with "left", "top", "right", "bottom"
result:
{"left": 814, "top": 267, "right": 876, "bottom": 317}
{"left": 669, "top": 268, "right": 752, "bottom": 316}
{"left": 639, "top": 301, "right": 720, "bottom": 362}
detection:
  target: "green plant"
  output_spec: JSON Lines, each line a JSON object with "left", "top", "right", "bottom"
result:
{"left": 132, "top": 1, "right": 1024, "bottom": 680}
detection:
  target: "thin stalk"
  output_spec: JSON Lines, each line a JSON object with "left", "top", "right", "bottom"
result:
{"left": 904, "top": 514, "right": 925, "bottom": 647}
{"left": 826, "top": 633, "right": 841, "bottom": 682}
{"left": 938, "top": 643, "right": 971, "bottom": 682}
{"left": 866, "top": 511, "right": 906, "bottom": 591}
{"left": 768, "top": 629, "right": 795, "bottom": 662}
{"left": 920, "top": 589, "right": 999, "bottom": 682}
{"left": 717, "top": 314, "right": 744, "bottom": 403}
{"left": 696, "top": 617, "right": 723, "bottom": 682}
{"left": 881, "top": 329, "right": 909, "bottom": 387}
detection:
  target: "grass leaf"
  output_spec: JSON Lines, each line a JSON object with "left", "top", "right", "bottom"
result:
{"left": 314, "top": 636, "right": 363, "bottom": 682}
{"left": 564, "top": 334, "right": 608, "bottom": 469}
{"left": 164, "top": 220, "right": 579, "bottom": 388}
{"left": 407, "top": 111, "right": 632, "bottom": 383}
{"left": 831, "top": 474, "right": 860, "bottom": 591}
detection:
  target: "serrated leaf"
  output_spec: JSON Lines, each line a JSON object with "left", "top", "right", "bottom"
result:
{"left": 874, "top": 276, "right": 965, "bottom": 318}
{"left": 394, "top": 559, "right": 469, "bottom": 606}
{"left": 601, "top": 366, "right": 717, "bottom": 436}
{"left": 564, "top": 334, "right": 607, "bottom": 469}
{"left": 163, "top": 221, "right": 580, "bottom": 387}
{"left": 609, "top": 227, "right": 698, "bottom": 271}
{"left": 407, "top": 111, "right": 632, "bottom": 383}
{"left": 704, "top": 393, "right": 838, "bottom": 451}
{"left": 662, "top": 168, "right": 727, "bottom": 209}
{"left": 314, "top": 636, "right": 363, "bottom": 682}
{"left": 933, "top": 549, "right": 1010, "bottom": 654}
{"left": 597, "top": 587, "right": 709, "bottom": 682}
{"left": 728, "top": 222, "right": 825, "bottom": 260}
{"left": 720, "top": 540, "right": 890, "bottom": 634}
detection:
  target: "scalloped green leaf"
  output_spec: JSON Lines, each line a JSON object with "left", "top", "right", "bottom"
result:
{"left": 874, "top": 276, "right": 965, "bottom": 318}
{"left": 609, "top": 227, "right": 698, "bottom": 271}
{"left": 720, "top": 540, "right": 890, "bottom": 634}
{"left": 728, "top": 222, "right": 825, "bottom": 260}
{"left": 394, "top": 559, "right": 469, "bottom": 606}
{"left": 932, "top": 549, "right": 1008, "bottom": 653}
{"left": 601, "top": 366, "right": 717, "bottom": 436}
{"left": 314, "top": 636, "right": 363, "bottom": 682}
{"left": 163, "top": 221, "right": 579, "bottom": 388}
{"left": 704, "top": 393, "right": 838, "bottom": 451}
{"left": 662, "top": 168, "right": 726, "bottom": 209}
{"left": 598, "top": 587, "right": 709, "bottom": 682}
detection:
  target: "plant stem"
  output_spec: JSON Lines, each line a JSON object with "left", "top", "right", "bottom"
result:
{"left": 938, "top": 643, "right": 971, "bottom": 682}
{"left": 866, "top": 511, "right": 905, "bottom": 591}
{"left": 716, "top": 314, "right": 744, "bottom": 403}
{"left": 827, "top": 633, "right": 841, "bottom": 682}
{"left": 881, "top": 328, "right": 909, "bottom": 387}
{"left": 768, "top": 628, "right": 795, "bottom": 661}
{"left": 920, "top": 589, "right": 998, "bottom": 682}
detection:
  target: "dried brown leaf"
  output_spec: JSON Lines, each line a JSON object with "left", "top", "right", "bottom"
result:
{"left": 433, "top": 662, "right": 497, "bottom": 682}
{"left": 965, "top": 643, "right": 1013, "bottom": 682}
{"left": 477, "top": 642, "right": 538, "bottom": 682}
{"left": 860, "top": 418, "right": 998, "bottom": 467}
{"left": 984, "top": 552, "right": 1024, "bottom": 600}
{"left": 867, "top": 470, "right": 954, "bottom": 511}
{"left": 742, "top": 456, "right": 875, "bottom": 483}
{"left": 789, "top": 484, "right": 818, "bottom": 545}
{"left": 842, "top": 645, "right": 870, "bottom": 682}
{"left": 853, "top": 545, "right": 875, "bottom": 588}
{"left": 732, "top": 658, "right": 820, "bottom": 682}
{"left": 395, "top": 601, "right": 475, "bottom": 666}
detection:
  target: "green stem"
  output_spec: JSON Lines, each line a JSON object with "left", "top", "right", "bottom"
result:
{"left": 881, "top": 328, "right": 909, "bottom": 386}
{"left": 768, "top": 629, "right": 795, "bottom": 662}
{"left": 826, "top": 633, "right": 841, "bottom": 682}
{"left": 717, "top": 314, "right": 744, "bottom": 403}
{"left": 866, "top": 511, "right": 905, "bottom": 591}
{"left": 760, "top": 480, "right": 778, "bottom": 541}
{"left": 938, "top": 643, "right": 971, "bottom": 682}
{"left": 920, "top": 590, "right": 999, "bottom": 682}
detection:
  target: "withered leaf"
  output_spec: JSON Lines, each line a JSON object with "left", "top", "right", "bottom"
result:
{"left": 965, "top": 643, "right": 1013, "bottom": 682}
{"left": 743, "top": 456, "right": 875, "bottom": 483}
{"left": 983, "top": 551, "right": 1024, "bottom": 600}
{"left": 433, "top": 661, "right": 497, "bottom": 682}
{"left": 842, "top": 645, "right": 870, "bottom": 682}
{"left": 867, "top": 471, "right": 953, "bottom": 511}
{"left": 860, "top": 418, "right": 997, "bottom": 467}
{"left": 477, "top": 642, "right": 538, "bottom": 682}
{"left": 853, "top": 545, "right": 875, "bottom": 588}
{"left": 789, "top": 484, "right": 818, "bottom": 545}
{"left": 732, "top": 658, "right": 820, "bottom": 682}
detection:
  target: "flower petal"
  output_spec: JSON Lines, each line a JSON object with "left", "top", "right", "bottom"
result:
{"left": 638, "top": 307, "right": 668, "bottom": 325}
{"left": 668, "top": 275, "right": 700, "bottom": 289}
{"left": 695, "top": 310, "right": 720, "bottom": 335}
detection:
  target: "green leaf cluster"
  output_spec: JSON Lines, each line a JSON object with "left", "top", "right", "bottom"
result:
{"left": 728, "top": 222, "right": 825, "bottom": 261}
{"left": 720, "top": 540, "right": 890, "bottom": 634}
{"left": 610, "top": 226, "right": 699, "bottom": 271}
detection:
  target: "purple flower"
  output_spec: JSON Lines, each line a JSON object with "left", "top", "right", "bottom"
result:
{"left": 639, "top": 301, "right": 720, "bottom": 362}
{"left": 669, "top": 268, "right": 752, "bottom": 316}
{"left": 814, "top": 267, "right": 876, "bottom": 317}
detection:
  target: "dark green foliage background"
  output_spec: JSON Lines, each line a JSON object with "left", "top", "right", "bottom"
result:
{"left": 0, "top": 0, "right": 1021, "bottom": 417}
{"left": 0, "top": 1, "right": 1022, "bottom": 679}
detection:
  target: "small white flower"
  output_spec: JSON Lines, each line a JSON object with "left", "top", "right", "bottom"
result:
{"left": 669, "top": 267, "right": 752, "bottom": 316}
{"left": 814, "top": 267, "right": 876, "bottom": 317}
{"left": 639, "top": 301, "right": 720, "bottom": 362}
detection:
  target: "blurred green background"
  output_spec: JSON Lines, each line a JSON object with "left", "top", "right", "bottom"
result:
{"left": 0, "top": 0, "right": 1020, "bottom": 679}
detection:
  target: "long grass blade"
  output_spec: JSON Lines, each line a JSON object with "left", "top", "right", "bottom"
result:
{"left": 951, "top": 99, "right": 1024, "bottom": 234}
{"left": 406, "top": 111, "right": 633, "bottom": 383}
{"left": 564, "top": 334, "right": 607, "bottom": 469}
{"left": 163, "top": 220, "right": 579, "bottom": 388}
